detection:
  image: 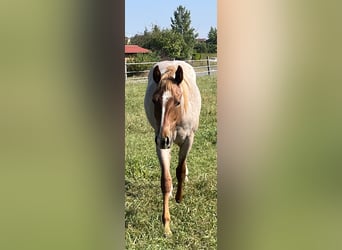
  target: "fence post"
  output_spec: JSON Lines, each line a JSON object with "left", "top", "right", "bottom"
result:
{"left": 207, "top": 56, "right": 211, "bottom": 76}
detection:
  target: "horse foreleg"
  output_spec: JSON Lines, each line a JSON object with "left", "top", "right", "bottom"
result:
{"left": 176, "top": 134, "right": 194, "bottom": 203}
{"left": 157, "top": 148, "right": 173, "bottom": 236}
{"left": 162, "top": 188, "right": 171, "bottom": 236}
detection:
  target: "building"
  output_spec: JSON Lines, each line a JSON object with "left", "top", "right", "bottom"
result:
{"left": 125, "top": 45, "right": 151, "bottom": 60}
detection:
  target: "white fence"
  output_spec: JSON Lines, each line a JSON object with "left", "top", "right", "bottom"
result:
{"left": 125, "top": 57, "right": 217, "bottom": 82}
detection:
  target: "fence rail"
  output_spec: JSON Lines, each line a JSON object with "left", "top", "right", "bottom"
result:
{"left": 125, "top": 57, "right": 217, "bottom": 82}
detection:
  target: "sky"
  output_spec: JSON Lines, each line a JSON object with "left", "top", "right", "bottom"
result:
{"left": 125, "top": 0, "right": 217, "bottom": 39}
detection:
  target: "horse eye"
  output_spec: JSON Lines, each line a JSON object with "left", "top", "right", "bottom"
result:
{"left": 175, "top": 100, "right": 180, "bottom": 106}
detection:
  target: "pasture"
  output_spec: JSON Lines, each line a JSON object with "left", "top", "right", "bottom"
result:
{"left": 125, "top": 75, "right": 217, "bottom": 249}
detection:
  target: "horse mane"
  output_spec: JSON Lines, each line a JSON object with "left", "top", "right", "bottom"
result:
{"left": 159, "top": 66, "right": 190, "bottom": 113}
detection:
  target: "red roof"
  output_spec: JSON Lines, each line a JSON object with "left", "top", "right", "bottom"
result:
{"left": 125, "top": 45, "right": 151, "bottom": 54}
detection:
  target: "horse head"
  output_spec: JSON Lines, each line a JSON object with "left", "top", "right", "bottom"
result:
{"left": 152, "top": 65, "right": 183, "bottom": 149}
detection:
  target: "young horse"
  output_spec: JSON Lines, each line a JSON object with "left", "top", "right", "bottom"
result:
{"left": 144, "top": 61, "right": 201, "bottom": 236}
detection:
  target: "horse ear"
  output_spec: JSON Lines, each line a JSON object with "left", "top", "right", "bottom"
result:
{"left": 175, "top": 65, "right": 183, "bottom": 85}
{"left": 153, "top": 65, "right": 161, "bottom": 84}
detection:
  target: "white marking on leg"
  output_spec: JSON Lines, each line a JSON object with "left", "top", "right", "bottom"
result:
{"left": 169, "top": 184, "right": 173, "bottom": 198}
{"left": 185, "top": 165, "right": 189, "bottom": 182}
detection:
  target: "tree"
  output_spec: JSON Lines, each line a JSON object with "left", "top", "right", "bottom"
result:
{"left": 128, "top": 6, "right": 199, "bottom": 60}
{"left": 170, "top": 5, "right": 198, "bottom": 59}
{"left": 194, "top": 40, "right": 208, "bottom": 54}
{"left": 130, "top": 25, "right": 186, "bottom": 60}
{"left": 158, "top": 30, "right": 186, "bottom": 59}
{"left": 206, "top": 26, "right": 217, "bottom": 53}
{"left": 130, "top": 25, "right": 160, "bottom": 51}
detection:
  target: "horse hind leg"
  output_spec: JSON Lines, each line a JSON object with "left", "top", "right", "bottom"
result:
{"left": 176, "top": 161, "right": 186, "bottom": 203}
{"left": 176, "top": 134, "right": 194, "bottom": 203}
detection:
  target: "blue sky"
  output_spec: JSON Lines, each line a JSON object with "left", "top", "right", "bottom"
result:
{"left": 125, "top": 0, "right": 217, "bottom": 39}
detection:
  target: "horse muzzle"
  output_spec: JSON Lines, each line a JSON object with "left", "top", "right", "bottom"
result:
{"left": 155, "top": 136, "right": 172, "bottom": 149}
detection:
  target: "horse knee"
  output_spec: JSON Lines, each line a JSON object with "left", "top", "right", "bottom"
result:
{"left": 161, "top": 177, "right": 173, "bottom": 196}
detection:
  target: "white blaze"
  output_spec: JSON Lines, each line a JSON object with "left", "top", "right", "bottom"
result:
{"left": 160, "top": 90, "right": 172, "bottom": 137}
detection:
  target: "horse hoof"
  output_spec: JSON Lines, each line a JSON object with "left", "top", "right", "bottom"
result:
{"left": 164, "top": 228, "right": 172, "bottom": 237}
{"left": 176, "top": 190, "right": 183, "bottom": 203}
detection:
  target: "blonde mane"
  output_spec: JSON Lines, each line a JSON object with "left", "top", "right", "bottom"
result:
{"left": 159, "top": 65, "right": 190, "bottom": 113}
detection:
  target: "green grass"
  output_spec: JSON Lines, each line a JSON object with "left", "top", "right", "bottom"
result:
{"left": 125, "top": 75, "right": 217, "bottom": 249}
{"left": 200, "top": 53, "right": 217, "bottom": 59}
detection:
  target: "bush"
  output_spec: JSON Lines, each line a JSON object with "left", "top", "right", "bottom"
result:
{"left": 126, "top": 52, "right": 160, "bottom": 77}
{"left": 192, "top": 53, "right": 201, "bottom": 60}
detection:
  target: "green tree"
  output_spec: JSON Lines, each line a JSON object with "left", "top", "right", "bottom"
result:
{"left": 206, "top": 26, "right": 217, "bottom": 53}
{"left": 158, "top": 30, "right": 186, "bottom": 59}
{"left": 130, "top": 25, "right": 160, "bottom": 51}
{"left": 194, "top": 40, "right": 208, "bottom": 54}
{"left": 130, "top": 25, "right": 186, "bottom": 60}
{"left": 170, "top": 5, "right": 198, "bottom": 59}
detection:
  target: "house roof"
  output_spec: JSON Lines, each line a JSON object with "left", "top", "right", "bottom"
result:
{"left": 125, "top": 45, "right": 151, "bottom": 54}
{"left": 196, "top": 38, "right": 207, "bottom": 42}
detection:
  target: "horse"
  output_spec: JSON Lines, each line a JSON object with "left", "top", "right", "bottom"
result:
{"left": 144, "top": 60, "right": 201, "bottom": 236}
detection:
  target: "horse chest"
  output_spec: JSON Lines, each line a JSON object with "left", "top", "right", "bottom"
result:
{"left": 173, "top": 125, "right": 192, "bottom": 145}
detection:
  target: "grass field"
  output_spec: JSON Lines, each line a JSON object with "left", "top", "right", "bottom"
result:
{"left": 125, "top": 75, "right": 217, "bottom": 249}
